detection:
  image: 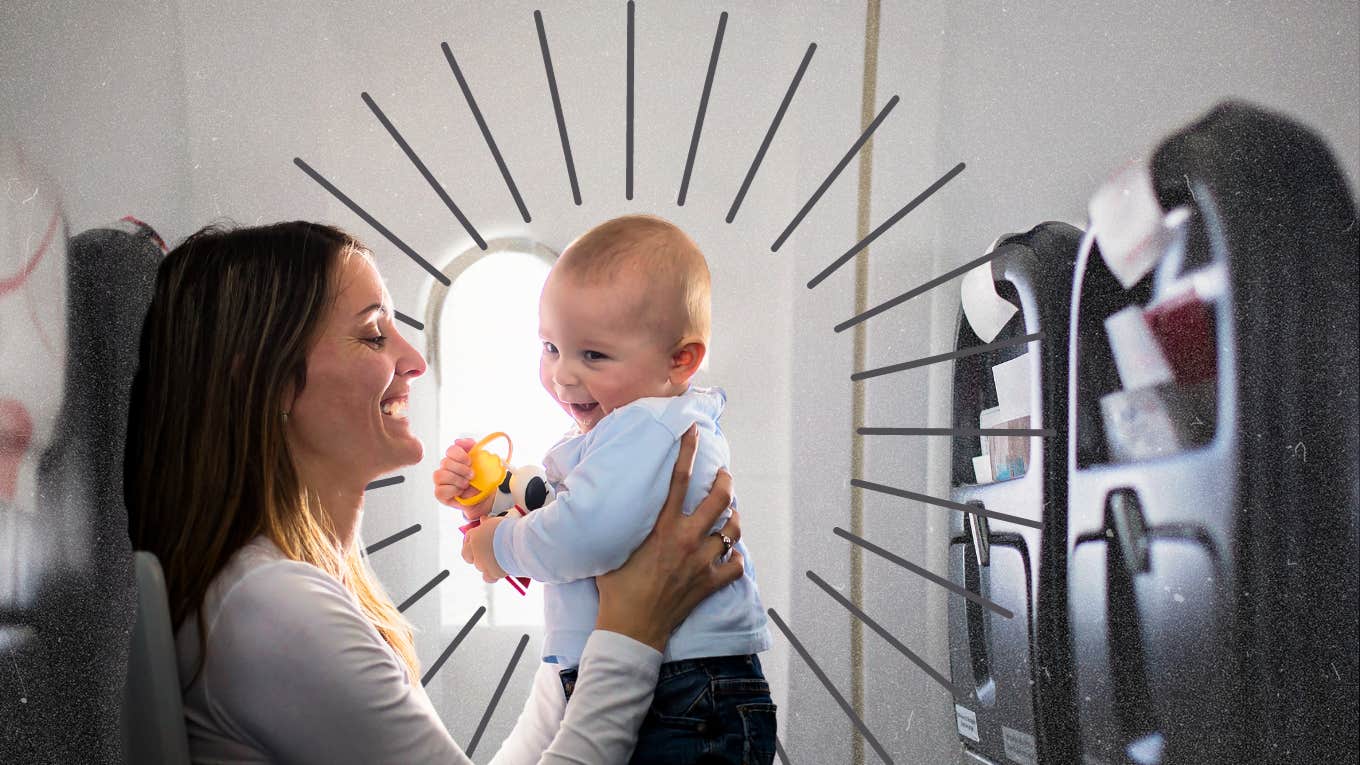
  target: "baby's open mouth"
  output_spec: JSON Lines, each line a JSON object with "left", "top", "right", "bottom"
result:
{"left": 380, "top": 397, "right": 408, "bottom": 418}
{"left": 566, "top": 401, "right": 598, "bottom": 416}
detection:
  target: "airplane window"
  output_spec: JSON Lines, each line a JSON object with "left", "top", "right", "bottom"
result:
{"left": 435, "top": 245, "right": 567, "bottom": 628}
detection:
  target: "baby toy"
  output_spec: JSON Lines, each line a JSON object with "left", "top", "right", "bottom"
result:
{"left": 453, "top": 432, "right": 513, "bottom": 507}
{"left": 456, "top": 432, "right": 557, "bottom": 595}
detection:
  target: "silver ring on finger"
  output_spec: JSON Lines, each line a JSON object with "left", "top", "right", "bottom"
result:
{"left": 712, "top": 532, "right": 733, "bottom": 558}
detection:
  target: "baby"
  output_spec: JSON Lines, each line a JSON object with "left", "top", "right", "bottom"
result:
{"left": 435, "top": 214, "right": 775, "bottom": 764}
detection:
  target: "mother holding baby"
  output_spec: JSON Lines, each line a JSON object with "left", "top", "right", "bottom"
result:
{"left": 124, "top": 220, "right": 744, "bottom": 763}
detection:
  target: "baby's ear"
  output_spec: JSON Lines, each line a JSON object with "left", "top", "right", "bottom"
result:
{"left": 669, "top": 340, "right": 707, "bottom": 385}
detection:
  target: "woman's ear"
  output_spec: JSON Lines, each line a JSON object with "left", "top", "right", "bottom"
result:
{"left": 279, "top": 377, "right": 297, "bottom": 418}
{"left": 668, "top": 340, "right": 707, "bottom": 386}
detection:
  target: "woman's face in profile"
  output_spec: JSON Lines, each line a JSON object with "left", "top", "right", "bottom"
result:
{"left": 285, "top": 254, "right": 426, "bottom": 486}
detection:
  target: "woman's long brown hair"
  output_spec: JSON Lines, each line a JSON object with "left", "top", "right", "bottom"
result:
{"left": 124, "top": 221, "right": 419, "bottom": 683}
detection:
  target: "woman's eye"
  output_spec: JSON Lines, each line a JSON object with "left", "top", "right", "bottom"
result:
{"left": 364, "top": 335, "right": 387, "bottom": 348}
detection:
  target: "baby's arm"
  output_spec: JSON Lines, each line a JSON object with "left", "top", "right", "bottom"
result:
{"left": 492, "top": 409, "right": 680, "bottom": 584}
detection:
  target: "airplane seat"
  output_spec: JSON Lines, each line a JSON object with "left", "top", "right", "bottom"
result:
{"left": 57, "top": 218, "right": 181, "bottom": 762}
{"left": 1065, "top": 100, "right": 1359, "bottom": 764}
{"left": 0, "top": 149, "right": 166, "bottom": 761}
{"left": 126, "top": 550, "right": 191, "bottom": 764}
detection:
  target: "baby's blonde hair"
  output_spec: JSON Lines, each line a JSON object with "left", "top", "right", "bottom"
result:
{"left": 557, "top": 215, "right": 711, "bottom": 351}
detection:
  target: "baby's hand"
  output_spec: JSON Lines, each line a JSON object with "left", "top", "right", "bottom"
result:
{"left": 462, "top": 517, "right": 508, "bottom": 582}
{"left": 433, "top": 438, "right": 495, "bottom": 518}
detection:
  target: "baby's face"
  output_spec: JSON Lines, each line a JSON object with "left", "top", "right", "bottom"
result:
{"left": 538, "top": 271, "right": 678, "bottom": 432}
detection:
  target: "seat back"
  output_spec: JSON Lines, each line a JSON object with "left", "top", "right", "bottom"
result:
{"left": 947, "top": 222, "right": 1084, "bottom": 765}
{"left": 124, "top": 551, "right": 191, "bottom": 765}
{"left": 1065, "top": 101, "right": 1359, "bottom": 764}
{"left": 0, "top": 154, "right": 165, "bottom": 760}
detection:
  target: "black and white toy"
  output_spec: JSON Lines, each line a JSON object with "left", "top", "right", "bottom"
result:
{"left": 488, "top": 463, "right": 557, "bottom": 519}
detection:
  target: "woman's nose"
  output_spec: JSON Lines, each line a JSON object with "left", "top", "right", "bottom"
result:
{"left": 395, "top": 332, "right": 426, "bottom": 378}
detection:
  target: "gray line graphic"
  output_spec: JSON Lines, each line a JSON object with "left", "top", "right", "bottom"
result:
{"left": 835, "top": 241, "right": 1011, "bottom": 333}
{"left": 397, "top": 570, "right": 450, "bottom": 613}
{"left": 775, "top": 736, "right": 791, "bottom": 764}
{"left": 360, "top": 92, "right": 487, "bottom": 250}
{"left": 535, "top": 10, "right": 582, "bottom": 205}
{"left": 626, "top": 1, "right": 635, "bottom": 200}
{"left": 770, "top": 95, "right": 899, "bottom": 252}
{"left": 726, "top": 42, "right": 816, "bottom": 223}
{"left": 859, "top": 427, "right": 1054, "bottom": 437}
{"left": 421, "top": 606, "right": 486, "bottom": 687}
{"left": 678, "top": 11, "right": 728, "bottom": 206}
{"left": 467, "top": 633, "right": 531, "bottom": 757}
{"left": 852, "top": 332, "right": 1040, "bottom": 380}
{"left": 807, "top": 570, "right": 971, "bottom": 696}
{"left": 767, "top": 608, "right": 895, "bottom": 764}
{"left": 852, "top": 478, "right": 1042, "bottom": 530}
{"left": 807, "top": 162, "right": 965, "bottom": 288}
{"left": 364, "top": 523, "right": 421, "bottom": 556}
{"left": 364, "top": 475, "right": 405, "bottom": 491}
{"left": 442, "top": 42, "right": 532, "bottom": 223}
{"left": 293, "top": 157, "right": 450, "bottom": 286}
{"left": 394, "top": 310, "right": 424, "bottom": 331}
{"left": 832, "top": 528, "right": 1014, "bottom": 619}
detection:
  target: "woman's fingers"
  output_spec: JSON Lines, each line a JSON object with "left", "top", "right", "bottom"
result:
{"left": 674, "top": 547, "right": 745, "bottom": 620}
{"left": 662, "top": 424, "right": 699, "bottom": 520}
{"left": 701, "top": 509, "right": 740, "bottom": 558}
{"left": 688, "top": 468, "right": 734, "bottom": 533}
{"left": 714, "top": 548, "right": 745, "bottom": 589}
{"left": 716, "top": 507, "right": 740, "bottom": 546}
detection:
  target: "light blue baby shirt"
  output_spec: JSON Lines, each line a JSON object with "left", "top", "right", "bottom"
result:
{"left": 492, "top": 386, "right": 771, "bottom": 668}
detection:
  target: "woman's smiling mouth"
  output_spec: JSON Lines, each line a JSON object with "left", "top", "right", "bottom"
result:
{"left": 380, "top": 396, "right": 408, "bottom": 418}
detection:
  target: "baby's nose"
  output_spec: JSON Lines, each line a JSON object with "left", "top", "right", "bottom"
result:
{"left": 552, "top": 365, "right": 580, "bottom": 388}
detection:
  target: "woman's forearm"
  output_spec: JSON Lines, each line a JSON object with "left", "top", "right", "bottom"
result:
{"left": 538, "top": 631, "right": 662, "bottom": 764}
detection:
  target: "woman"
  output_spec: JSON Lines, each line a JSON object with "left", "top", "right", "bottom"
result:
{"left": 124, "top": 221, "right": 743, "bottom": 763}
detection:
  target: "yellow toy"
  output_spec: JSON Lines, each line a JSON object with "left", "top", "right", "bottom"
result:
{"left": 454, "top": 431, "right": 512, "bottom": 507}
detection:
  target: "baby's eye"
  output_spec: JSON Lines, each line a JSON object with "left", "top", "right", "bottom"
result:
{"left": 584, "top": 350, "right": 608, "bottom": 361}
{"left": 542, "top": 341, "right": 558, "bottom": 354}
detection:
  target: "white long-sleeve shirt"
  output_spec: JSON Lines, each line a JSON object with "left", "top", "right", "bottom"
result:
{"left": 491, "top": 386, "right": 770, "bottom": 668}
{"left": 176, "top": 535, "right": 661, "bottom": 764}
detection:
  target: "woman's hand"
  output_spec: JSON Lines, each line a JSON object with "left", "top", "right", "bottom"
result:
{"left": 595, "top": 424, "right": 743, "bottom": 652}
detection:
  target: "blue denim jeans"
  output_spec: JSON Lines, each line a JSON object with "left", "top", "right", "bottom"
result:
{"left": 560, "top": 654, "right": 777, "bottom": 765}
